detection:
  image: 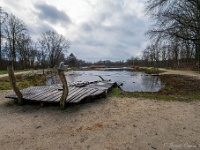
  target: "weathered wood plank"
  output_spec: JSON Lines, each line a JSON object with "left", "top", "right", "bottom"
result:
{"left": 85, "top": 86, "right": 108, "bottom": 91}
{"left": 66, "top": 88, "right": 85, "bottom": 101}
{"left": 90, "top": 90, "right": 106, "bottom": 96}
{"left": 24, "top": 88, "right": 56, "bottom": 100}
{"left": 43, "top": 86, "right": 77, "bottom": 102}
{"left": 67, "top": 88, "right": 88, "bottom": 102}
{"left": 5, "top": 86, "right": 47, "bottom": 99}
{"left": 40, "top": 90, "right": 61, "bottom": 102}
{"left": 46, "top": 91, "right": 62, "bottom": 102}
{"left": 5, "top": 80, "right": 116, "bottom": 104}
{"left": 71, "top": 88, "right": 98, "bottom": 103}
{"left": 48, "top": 87, "right": 78, "bottom": 102}
{"left": 27, "top": 88, "right": 57, "bottom": 101}
{"left": 68, "top": 88, "right": 94, "bottom": 103}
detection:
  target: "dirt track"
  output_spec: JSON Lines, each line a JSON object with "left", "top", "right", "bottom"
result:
{"left": 161, "top": 70, "right": 200, "bottom": 79}
{"left": 0, "top": 70, "right": 200, "bottom": 150}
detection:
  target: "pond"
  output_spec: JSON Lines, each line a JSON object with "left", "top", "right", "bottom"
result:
{"left": 63, "top": 69, "right": 164, "bottom": 92}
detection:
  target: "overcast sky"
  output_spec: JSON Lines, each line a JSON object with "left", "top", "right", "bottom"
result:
{"left": 0, "top": 0, "right": 149, "bottom": 62}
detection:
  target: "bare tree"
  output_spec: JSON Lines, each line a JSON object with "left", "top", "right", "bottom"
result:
{"left": 0, "top": 7, "right": 8, "bottom": 69}
{"left": 4, "top": 14, "right": 27, "bottom": 69}
{"left": 146, "top": 0, "right": 200, "bottom": 68}
{"left": 38, "top": 30, "right": 70, "bottom": 68}
{"left": 16, "top": 33, "right": 32, "bottom": 69}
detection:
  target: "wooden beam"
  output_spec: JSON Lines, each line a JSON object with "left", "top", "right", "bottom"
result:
{"left": 58, "top": 68, "right": 68, "bottom": 109}
{"left": 7, "top": 66, "right": 23, "bottom": 105}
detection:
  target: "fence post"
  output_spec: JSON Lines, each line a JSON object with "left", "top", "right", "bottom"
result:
{"left": 7, "top": 66, "right": 23, "bottom": 105}
{"left": 57, "top": 68, "right": 68, "bottom": 109}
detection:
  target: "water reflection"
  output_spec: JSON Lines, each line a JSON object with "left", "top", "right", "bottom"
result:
{"left": 64, "top": 70, "right": 164, "bottom": 92}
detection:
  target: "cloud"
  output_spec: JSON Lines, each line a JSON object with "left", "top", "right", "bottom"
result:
{"left": 68, "top": 0, "right": 148, "bottom": 61}
{"left": 34, "top": 3, "right": 71, "bottom": 26}
{"left": 0, "top": 0, "right": 149, "bottom": 62}
{"left": 29, "top": 22, "right": 56, "bottom": 40}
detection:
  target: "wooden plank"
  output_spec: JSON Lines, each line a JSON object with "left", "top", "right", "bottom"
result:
{"left": 5, "top": 86, "right": 48, "bottom": 99}
{"left": 5, "top": 80, "right": 116, "bottom": 104}
{"left": 85, "top": 85, "right": 108, "bottom": 91}
{"left": 87, "top": 83, "right": 113, "bottom": 89}
{"left": 67, "top": 88, "right": 88, "bottom": 102}
{"left": 40, "top": 90, "right": 61, "bottom": 102}
{"left": 66, "top": 88, "right": 85, "bottom": 101}
{"left": 23, "top": 88, "right": 55, "bottom": 100}
{"left": 6, "top": 86, "right": 32, "bottom": 98}
{"left": 29, "top": 88, "right": 58, "bottom": 101}
{"left": 68, "top": 88, "right": 93, "bottom": 103}
{"left": 71, "top": 88, "right": 98, "bottom": 103}
{"left": 70, "top": 88, "right": 98, "bottom": 102}
{"left": 49, "top": 87, "right": 78, "bottom": 102}
{"left": 44, "top": 86, "right": 77, "bottom": 102}
{"left": 24, "top": 88, "right": 57, "bottom": 101}
{"left": 46, "top": 91, "right": 62, "bottom": 102}
{"left": 21, "top": 86, "right": 52, "bottom": 97}
{"left": 91, "top": 90, "right": 106, "bottom": 96}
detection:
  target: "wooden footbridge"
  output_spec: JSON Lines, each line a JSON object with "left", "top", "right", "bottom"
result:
{"left": 6, "top": 80, "right": 116, "bottom": 104}
{"left": 5, "top": 66, "right": 117, "bottom": 109}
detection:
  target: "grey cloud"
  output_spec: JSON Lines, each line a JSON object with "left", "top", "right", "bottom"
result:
{"left": 34, "top": 3, "right": 71, "bottom": 26}
{"left": 1, "top": 0, "right": 148, "bottom": 62}
{"left": 29, "top": 22, "right": 55, "bottom": 40}
{"left": 81, "top": 24, "right": 93, "bottom": 32}
{"left": 75, "top": 14, "right": 148, "bottom": 61}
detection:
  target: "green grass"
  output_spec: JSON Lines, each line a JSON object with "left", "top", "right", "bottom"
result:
{"left": 0, "top": 74, "right": 46, "bottom": 90}
{"left": 0, "top": 70, "right": 8, "bottom": 74}
{"left": 109, "top": 74, "right": 200, "bottom": 101}
{"left": 0, "top": 69, "right": 35, "bottom": 75}
{"left": 139, "top": 67, "right": 165, "bottom": 74}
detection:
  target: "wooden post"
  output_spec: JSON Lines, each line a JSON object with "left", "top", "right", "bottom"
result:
{"left": 58, "top": 68, "right": 68, "bottom": 109}
{"left": 7, "top": 66, "right": 23, "bottom": 105}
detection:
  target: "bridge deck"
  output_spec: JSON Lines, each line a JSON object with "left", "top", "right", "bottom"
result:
{"left": 5, "top": 81, "right": 116, "bottom": 103}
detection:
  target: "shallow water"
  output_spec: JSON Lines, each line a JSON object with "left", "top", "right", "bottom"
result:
{"left": 64, "top": 70, "right": 164, "bottom": 92}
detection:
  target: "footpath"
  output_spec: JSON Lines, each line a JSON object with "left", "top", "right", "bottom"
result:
{"left": 0, "top": 70, "right": 43, "bottom": 78}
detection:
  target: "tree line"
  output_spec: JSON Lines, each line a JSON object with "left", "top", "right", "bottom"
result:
{"left": 65, "top": 53, "right": 141, "bottom": 68}
{"left": 0, "top": 7, "right": 70, "bottom": 70}
{"left": 142, "top": 0, "right": 200, "bottom": 69}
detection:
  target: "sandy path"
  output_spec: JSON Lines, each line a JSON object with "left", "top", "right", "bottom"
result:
{"left": 161, "top": 70, "right": 200, "bottom": 79}
{"left": 0, "top": 70, "right": 43, "bottom": 78}
{"left": 0, "top": 90, "right": 200, "bottom": 150}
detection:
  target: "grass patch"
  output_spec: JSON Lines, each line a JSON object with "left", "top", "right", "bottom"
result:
{"left": 0, "top": 69, "right": 34, "bottom": 75}
{"left": 109, "top": 74, "right": 200, "bottom": 101}
{"left": 0, "top": 70, "right": 8, "bottom": 75}
{"left": 0, "top": 74, "right": 46, "bottom": 90}
{"left": 139, "top": 67, "right": 165, "bottom": 74}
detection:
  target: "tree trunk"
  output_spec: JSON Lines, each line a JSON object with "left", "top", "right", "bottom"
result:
{"left": 0, "top": 22, "right": 2, "bottom": 70}
{"left": 7, "top": 66, "right": 23, "bottom": 105}
{"left": 197, "top": 42, "right": 200, "bottom": 68}
{"left": 58, "top": 68, "right": 68, "bottom": 109}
